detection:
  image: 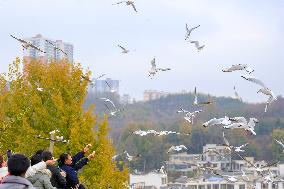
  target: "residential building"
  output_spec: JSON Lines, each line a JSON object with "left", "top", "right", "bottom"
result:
{"left": 130, "top": 172, "right": 167, "bottom": 189}
{"left": 143, "top": 90, "right": 169, "bottom": 102}
{"left": 23, "top": 34, "right": 73, "bottom": 63}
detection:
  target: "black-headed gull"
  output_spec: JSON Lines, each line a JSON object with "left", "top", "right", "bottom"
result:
{"left": 241, "top": 169, "right": 249, "bottom": 181}
{"left": 185, "top": 23, "right": 200, "bottom": 40}
{"left": 100, "top": 97, "right": 116, "bottom": 108}
{"left": 45, "top": 40, "right": 67, "bottom": 55}
{"left": 234, "top": 143, "right": 249, "bottom": 152}
{"left": 202, "top": 116, "right": 231, "bottom": 127}
{"left": 11, "top": 34, "right": 46, "bottom": 53}
{"left": 124, "top": 150, "right": 141, "bottom": 161}
{"left": 167, "top": 145, "right": 188, "bottom": 153}
{"left": 118, "top": 45, "right": 130, "bottom": 54}
{"left": 241, "top": 75, "right": 266, "bottom": 88}
{"left": 222, "top": 64, "right": 254, "bottom": 74}
{"left": 184, "top": 110, "right": 202, "bottom": 124}
{"left": 113, "top": 1, "right": 137, "bottom": 12}
{"left": 148, "top": 57, "right": 171, "bottom": 78}
{"left": 190, "top": 40, "right": 205, "bottom": 51}
{"left": 193, "top": 87, "right": 213, "bottom": 105}
{"left": 257, "top": 88, "right": 277, "bottom": 112}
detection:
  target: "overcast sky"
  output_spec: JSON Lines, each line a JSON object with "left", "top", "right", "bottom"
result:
{"left": 0, "top": 0, "right": 283, "bottom": 102}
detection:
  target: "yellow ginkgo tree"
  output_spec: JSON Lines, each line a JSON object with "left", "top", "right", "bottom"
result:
{"left": 0, "top": 57, "right": 128, "bottom": 188}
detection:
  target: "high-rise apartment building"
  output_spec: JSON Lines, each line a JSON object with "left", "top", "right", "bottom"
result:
{"left": 23, "top": 34, "right": 73, "bottom": 62}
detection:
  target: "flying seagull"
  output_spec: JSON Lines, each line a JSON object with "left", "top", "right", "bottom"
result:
{"left": 234, "top": 143, "right": 249, "bottom": 153}
{"left": 105, "top": 81, "right": 117, "bottom": 93}
{"left": 222, "top": 64, "right": 254, "bottom": 74}
{"left": 203, "top": 117, "right": 231, "bottom": 127}
{"left": 148, "top": 57, "right": 171, "bottom": 78}
{"left": 113, "top": 1, "right": 137, "bottom": 12}
{"left": 118, "top": 45, "right": 130, "bottom": 54}
{"left": 100, "top": 97, "right": 116, "bottom": 108}
{"left": 11, "top": 34, "right": 46, "bottom": 53}
{"left": 185, "top": 23, "right": 200, "bottom": 41}
{"left": 184, "top": 110, "right": 202, "bottom": 124}
{"left": 124, "top": 150, "right": 141, "bottom": 161}
{"left": 45, "top": 40, "right": 67, "bottom": 55}
{"left": 167, "top": 145, "right": 188, "bottom": 153}
{"left": 190, "top": 40, "right": 205, "bottom": 51}
{"left": 257, "top": 88, "right": 277, "bottom": 112}
{"left": 193, "top": 87, "right": 213, "bottom": 105}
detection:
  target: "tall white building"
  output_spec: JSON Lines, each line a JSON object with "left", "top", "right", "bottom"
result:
{"left": 23, "top": 34, "right": 73, "bottom": 62}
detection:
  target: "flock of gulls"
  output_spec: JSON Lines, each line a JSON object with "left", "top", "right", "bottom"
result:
{"left": 7, "top": 1, "right": 283, "bottom": 183}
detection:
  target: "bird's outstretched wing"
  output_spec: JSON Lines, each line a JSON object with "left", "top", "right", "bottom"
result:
{"left": 10, "top": 34, "right": 28, "bottom": 44}
{"left": 118, "top": 45, "right": 126, "bottom": 51}
{"left": 130, "top": 3, "right": 137, "bottom": 12}
{"left": 29, "top": 43, "right": 46, "bottom": 53}
{"left": 112, "top": 1, "right": 126, "bottom": 5}
{"left": 191, "top": 40, "right": 199, "bottom": 48}
{"left": 241, "top": 75, "right": 266, "bottom": 88}
{"left": 151, "top": 58, "right": 156, "bottom": 69}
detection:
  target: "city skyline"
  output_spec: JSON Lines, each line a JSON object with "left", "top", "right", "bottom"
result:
{"left": 0, "top": 0, "right": 283, "bottom": 102}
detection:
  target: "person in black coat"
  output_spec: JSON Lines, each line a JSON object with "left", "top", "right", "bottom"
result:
{"left": 41, "top": 151, "right": 67, "bottom": 189}
{"left": 58, "top": 144, "right": 96, "bottom": 189}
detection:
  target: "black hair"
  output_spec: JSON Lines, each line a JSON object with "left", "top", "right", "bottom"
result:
{"left": 58, "top": 153, "right": 70, "bottom": 167}
{"left": 35, "top": 149, "right": 44, "bottom": 155}
{"left": 30, "top": 154, "right": 42, "bottom": 166}
{"left": 7, "top": 154, "right": 30, "bottom": 176}
{"left": 41, "top": 151, "right": 53, "bottom": 162}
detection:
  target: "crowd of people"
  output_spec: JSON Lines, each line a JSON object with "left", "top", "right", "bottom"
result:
{"left": 0, "top": 144, "right": 96, "bottom": 189}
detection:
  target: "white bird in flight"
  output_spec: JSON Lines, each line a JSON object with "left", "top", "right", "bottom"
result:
{"left": 190, "top": 40, "right": 205, "bottom": 52}
{"left": 203, "top": 116, "right": 231, "bottom": 127}
{"left": 184, "top": 110, "right": 202, "bottom": 124}
{"left": 234, "top": 143, "right": 249, "bottom": 153}
{"left": 222, "top": 64, "right": 254, "bottom": 74}
{"left": 185, "top": 23, "right": 200, "bottom": 41}
{"left": 148, "top": 57, "right": 171, "bottom": 78}
{"left": 118, "top": 45, "right": 130, "bottom": 54}
{"left": 11, "top": 34, "right": 46, "bottom": 53}
{"left": 113, "top": 1, "right": 137, "bottom": 12}
{"left": 193, "top": 87, "right": 213, "bottom": 105}
{"left": 257, "top": 88, "right": 277, "bottom": 112}
{"left": 100, "top": 97, "right": 116, "bottom": 108}
{"left": 105, "top": 81, "right": 117, "bottom": 93}
{"left": 167, "top": 145, "right": 188, "bottom": 153}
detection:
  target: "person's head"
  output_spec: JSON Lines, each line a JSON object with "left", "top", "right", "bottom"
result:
{"left": 35, "top": 150, "right": 44, "bottom": 155}
{"left": 7, "top": 154, "right": 30, "bottom": 177}
{"left": 58, "top": 153, "right": 72, "bottom": 166}
{"left": 30, "top": 154, "right": 42, "bottom": 166}
{"left": 0, "top": 154, "right": 7, "bottom": 168}
{"left": 41, "top": 151, "right": 53, "bottom": 162}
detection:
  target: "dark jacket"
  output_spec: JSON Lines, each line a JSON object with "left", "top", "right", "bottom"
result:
{"left": 59, "top": 152, "right": 88, "bottom": 189}
{"left": 0, "top": 175, "right": 36, "bottom": 189}
{"left": 47, "top": 165, "right": 67, "bottom": 189}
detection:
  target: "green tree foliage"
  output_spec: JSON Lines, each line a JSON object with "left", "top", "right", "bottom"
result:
{"left": 0, "top": 58, "right": 128, "bottom": 188}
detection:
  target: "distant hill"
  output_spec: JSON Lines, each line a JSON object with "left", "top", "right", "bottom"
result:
{"left": 84, "top": 92, "right": 284, "bottom": 172}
